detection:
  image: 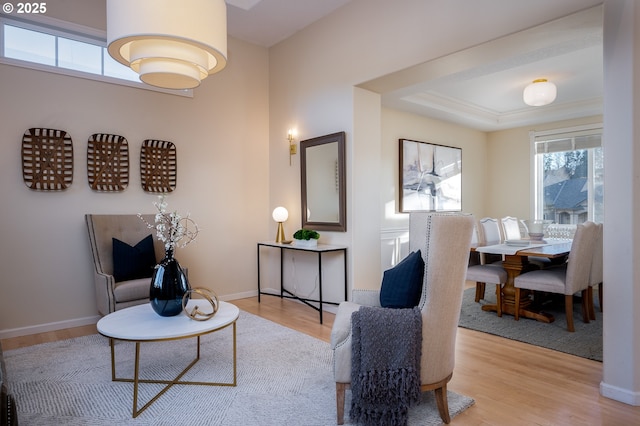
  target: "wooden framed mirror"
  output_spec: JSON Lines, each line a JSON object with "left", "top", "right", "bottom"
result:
{"left": 300, "top": 131, "right": 346, "bottom": 232}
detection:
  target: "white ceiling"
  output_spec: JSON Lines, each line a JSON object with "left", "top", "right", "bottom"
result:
{"left": 226, "top": 1, "right": 603, "bottom": 132}
{"left": 226, "top": 0, "right": 352, "bottom": 48}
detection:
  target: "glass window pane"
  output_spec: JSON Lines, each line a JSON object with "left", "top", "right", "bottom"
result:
{"left": 2, "top": 20, "right": 190, "bottom": 96}
{"left": 537, "top": 145, "right": 603, "bottom": 225}
{"left": 4, "top": 25, "right": 55, "bottom": 65}
{"left": 541, "top": 149, "right": 589, "bottom": 224}
{"left": 103, "top": 48, "right": 140, "bottom": 82}
{"left": 58, "top": 37, "right": 101, "bottom": 74}
{"left": 592, "top": 147, "right": 604, "bottom": 223}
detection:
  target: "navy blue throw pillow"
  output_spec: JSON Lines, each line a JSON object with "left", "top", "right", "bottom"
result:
{"left": 379, "top": 250, "right": 424, "bottom": 308}
{"left": 112, "top": 234, "right": 157, "bottom": 282}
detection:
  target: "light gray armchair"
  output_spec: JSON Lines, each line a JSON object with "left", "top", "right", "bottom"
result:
{"left": 467, "top": 219, "right": 507, "bottom": 310}
{"left": 86, "top": 214, "right": 165, "bottom": 316}
{"left": 330, "top": 213, "right": 474, "bottom": 424}
{"left": 514, "top": 221, "right": 597, "bottom": 332}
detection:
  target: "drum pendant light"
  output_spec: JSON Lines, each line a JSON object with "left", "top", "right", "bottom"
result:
{"left": 106, "top": 0, "right": 227, "bottom": 90}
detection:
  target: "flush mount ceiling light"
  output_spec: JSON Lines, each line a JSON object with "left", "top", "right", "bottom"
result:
{"left": 106, "top": 0, "right": 227, "bottom": 90}
{"left": 523, "top": 78, "right": 557, "bottom": 106}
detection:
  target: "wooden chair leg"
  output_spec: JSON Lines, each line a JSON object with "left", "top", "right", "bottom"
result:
{"left": 581, "top": 289, "right": 591, "bottom": 323}
{"left": 434, "top": 385, "right": 451, "bottom": 424}
{"left": 496, "top": 284, "right": 502, "bottom": 317}
{"left": 336, "top": 383, "right": 346, "bottom": 425}
{"left": 565, "top": 295, "right": 575, "bottom": 332}
{"left": 587, "top": 286, "right": 596, "bottom": 320}
{"left": 514, "top": 287, "right": 520, "bottom": 321}
{"left": 475, "top": 282, "right": 486, "bottom": 302}
{"left": 598, "top": 282, "right": 603, "bottom": 312}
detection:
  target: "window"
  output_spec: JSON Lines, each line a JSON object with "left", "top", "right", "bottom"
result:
{"left": 0, "top": 15, "right": 191, "bottom": 97}
{"left": 4, "top": 24, "right": 55, "bottom": 65}
{"left": 531, "top": 124, "right": 603, "bottom": 225}
{"left": 58, "top": 36, "right": 102, "bottom": 74}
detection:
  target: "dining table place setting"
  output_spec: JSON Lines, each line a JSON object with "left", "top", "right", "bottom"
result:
{"left": 475, "top": 238, "right": 573, "bottom": 256}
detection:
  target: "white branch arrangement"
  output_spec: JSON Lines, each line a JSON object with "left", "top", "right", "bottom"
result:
{"left": 139, "top": 195, "right": 199, "bottom": 252}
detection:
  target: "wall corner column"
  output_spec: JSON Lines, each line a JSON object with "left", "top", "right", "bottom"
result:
{"left": 600, "top": 0, "right": 640, "bottom": 406}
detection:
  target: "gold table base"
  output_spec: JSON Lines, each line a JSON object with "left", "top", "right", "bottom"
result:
{"left": 108, "top": 322, "right": 237, "bottom": 418}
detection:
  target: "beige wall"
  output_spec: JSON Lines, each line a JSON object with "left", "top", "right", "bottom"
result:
{"left": 381, "top": 108, "right": 488, "bottom": 230}
{"left": 0, "top": 36, "right": 269, "bottom": 333}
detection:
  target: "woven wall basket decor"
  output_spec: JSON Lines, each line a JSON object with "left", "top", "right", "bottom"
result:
{"left": 21, "top": 128, "right": 74, "bottom": 191}
{"left": 140, "top": 139, "right": 177, "bottom": 193}
{"left": 87, "top": 133, "right": 129, "bottom": 192}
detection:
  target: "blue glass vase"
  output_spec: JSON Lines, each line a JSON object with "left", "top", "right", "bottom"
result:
{"left": 149, "top": 248, "right": 190, "bottom": 317}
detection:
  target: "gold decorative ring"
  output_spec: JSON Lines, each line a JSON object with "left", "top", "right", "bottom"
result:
{"left": 181, "top": 288, "right": 219, "bottom": 321}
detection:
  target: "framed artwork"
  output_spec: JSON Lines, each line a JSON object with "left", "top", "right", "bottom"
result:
{"left": 21, "top": 127, "right": 74, "bottom": 191}
{"left": 140, "top": 139, "right": 177, "bottom": 193}
{"left": 87, "top": 133, "right": 129, "bottom": 192}
{"left": 399, "top": 139, "right": 462, "bottom": 212}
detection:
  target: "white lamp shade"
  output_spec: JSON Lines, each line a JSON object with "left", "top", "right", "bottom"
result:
{"left": 523, "top": 79, "right": 557, "bottom": 106}
{"left": 272, "top": 207, "right": 289, "bottom": 223}
{"left": 107, "top": 0, "right": 227, "bottom": 89}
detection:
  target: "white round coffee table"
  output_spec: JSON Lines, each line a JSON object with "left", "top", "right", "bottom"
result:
{"left": 97, "top": 300, "right": 240, "bottom": 418}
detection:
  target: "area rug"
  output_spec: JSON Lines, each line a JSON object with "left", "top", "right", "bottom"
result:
{"left": 459, "top": 287, "right": 602, "bottom": 361}
{"left": 5, "top": 311, "right": 474, "bottom": 425}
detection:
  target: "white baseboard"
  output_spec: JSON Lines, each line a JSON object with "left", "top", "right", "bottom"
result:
{"left": 0, "top": 315, "right": 100, "bottom": 339}
{"left": 219, "top": 289, "right": 259, "bottom": 301}
{"left": 600, "top": 381, "right": 640, "bottom": 406}
{"left": 0, "top": 289, "right": 337, "bottom": 340}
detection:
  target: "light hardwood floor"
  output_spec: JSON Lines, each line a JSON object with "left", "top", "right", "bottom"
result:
{"left": 3, "top": 293, "right": 639, "bottom": 425}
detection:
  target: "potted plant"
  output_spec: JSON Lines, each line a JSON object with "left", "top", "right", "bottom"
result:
{"left": 293, "top": 229, "right": 320, "bottom": 248}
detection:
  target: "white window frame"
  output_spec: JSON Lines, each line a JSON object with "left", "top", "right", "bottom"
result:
{"left": 529, "top": 123, "right": 603, "bottom": 222}
{"left": 0, "top": 13, "right": 192, "bottom": 98}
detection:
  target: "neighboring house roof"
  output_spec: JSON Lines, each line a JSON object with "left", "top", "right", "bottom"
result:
{"left": 544, "top": 177, "right": 587, "bottom": 210}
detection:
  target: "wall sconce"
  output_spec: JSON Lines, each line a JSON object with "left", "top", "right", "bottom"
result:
{"left": 288, "top": 129, "right": 297, "bottom": 166}
{"left": 272, "top": 206, "right": 289, "bottom": 243}
{"left": 523, "top": 78, "right": 557, "bottom": 106}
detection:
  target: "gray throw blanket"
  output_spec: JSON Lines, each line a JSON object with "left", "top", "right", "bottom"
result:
{"left": 350, "top": 306, "right": 422, "bottom": 426}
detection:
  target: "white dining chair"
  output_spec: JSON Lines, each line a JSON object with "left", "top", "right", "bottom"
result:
{"left": 477, "top": 217, "right": 505, "bottom": 267}
{"left": 501, "top": 216, "right": 522, "bottom": 240}
{"left": 479, "top": 217, "right": 502, "bottom": 245}
{"left": 514, "top": 221, "right": 597, "bottom": 332}
{"left": 467, "top": 219, "right": 507, "bottom": 308}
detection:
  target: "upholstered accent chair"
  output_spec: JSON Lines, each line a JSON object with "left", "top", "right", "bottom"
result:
{"left": 514, "top": 221, "right": 597, "bottom": 332}
{"left": 330, "top": 213, "right": 474, "bottom": 424}
{"left": 86, "top": 214, "right": 165, "bottom": 316}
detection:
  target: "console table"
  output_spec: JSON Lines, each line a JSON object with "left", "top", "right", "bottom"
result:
{"left": 256, "top": 241, "right": 348, "bottom": 324}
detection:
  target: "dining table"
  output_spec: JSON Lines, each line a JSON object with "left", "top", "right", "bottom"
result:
{"left": 472, "top": 238, "right": 573, "bottom": 323}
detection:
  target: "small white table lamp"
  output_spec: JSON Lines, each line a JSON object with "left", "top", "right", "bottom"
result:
{"left": 272, "top": 207, "right": 289, "bottom": 243}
